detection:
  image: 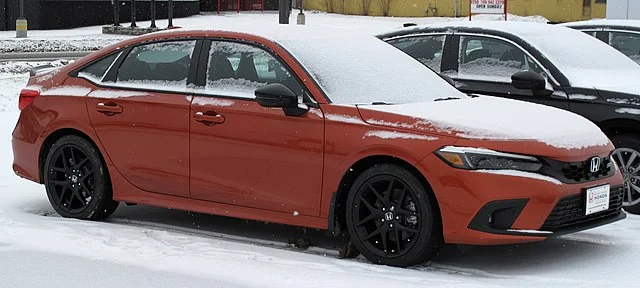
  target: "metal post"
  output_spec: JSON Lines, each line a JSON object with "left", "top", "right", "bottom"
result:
{"left": 296, "top": 0, "right": 305, "bottom": 25}
{"left": 112, "top": 0, "right": 120, "bottom": 26}
{"left": 150, "top": 0, "right": 156, "bottom": 28}
{"left": 168, "top": 0, "right": 174, "bottom": 28}
{"left": 16, "top": 0, "right": 27, "bottom": 38}
{"left": 279, "top": 0, "right": 289, "bottom": 24}
{"left": 130, "top": 0, "right": 137, "bottom": 27}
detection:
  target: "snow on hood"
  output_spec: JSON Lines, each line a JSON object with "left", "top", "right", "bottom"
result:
{"left": 360, "top": 96, "right": 609, "bottom": 150}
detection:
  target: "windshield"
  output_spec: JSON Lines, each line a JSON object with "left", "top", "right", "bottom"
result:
{"left": 279, "top": 36, "right": 467, "bottom": 105}
{"left": 519, "top": 26, "right": 640, "bottom": 87}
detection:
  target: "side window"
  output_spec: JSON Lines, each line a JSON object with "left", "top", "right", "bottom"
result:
{"left": 205, "top": 41, "right": 303, "bottom": 98}
{"left": 610, "top": 32, "right": 640, "bottom": 64}
{"left": 387, "top": 35, "right": 445, "bottom": 72}
{"left": 78, "top": 52, "right": 120, "bottom": 82}
{"left": 116, "top": 40, "right": 196, "bottom": 89}
{"left": 457, "top": 36, "right": 545, "bottom": 82}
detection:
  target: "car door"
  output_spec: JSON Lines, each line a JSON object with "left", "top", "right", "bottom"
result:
{"left": 189, "top": 39, "right": 324, "bottom": 216}
{"left": 448, "top": 34, "right": 569, "bottom": 110}
{"left": 81, "top": 39, "right": 199, "bottom": 198}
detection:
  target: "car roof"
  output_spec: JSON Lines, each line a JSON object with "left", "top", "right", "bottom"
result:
{"left": 377, "top": 21, "right": 561, "bottom": 39}
{"left": 561, "top": 19, "right": 640, "bottom": 31}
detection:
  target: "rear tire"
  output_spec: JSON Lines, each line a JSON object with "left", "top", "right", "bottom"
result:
{"left": 43, "top": 135, "right": 119, "bottom": 220}
{"left": 345, "top": 164, "right": 442, "bottom": 267}
{"left": 611, "top": 134, "right": 640, "bottom": 215}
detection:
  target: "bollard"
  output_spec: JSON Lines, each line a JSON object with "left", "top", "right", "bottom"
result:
{"left": 16, "top": 18, "right": 28, "bottom": 38}
{"left": 296, "top": 0, "right": 305, "bottom": 25}
{"left": 130, "top": 0, "right": 137, "bottom": 28}
{"left": 279, "top": 0, "right": 289, "bottom": 24}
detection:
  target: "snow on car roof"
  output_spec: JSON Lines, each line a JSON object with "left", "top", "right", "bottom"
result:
{"left": 561, "top": 19, "right": 640, "bottom": 28}
{"left": 390, "top": 21, "right": 640, "bottom": 89}
{"left": 157, "top": 24, "right": 466, "bottom": 105}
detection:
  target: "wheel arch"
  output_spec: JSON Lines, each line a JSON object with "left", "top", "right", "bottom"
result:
{"left": 328, "top": 155, "right": 442, "bottom": 236}
{"left": 599, "top": 118, "right": 640, "bottom": 138}
{"left": 39, "top": 128, "right": 106, "bottom": 184}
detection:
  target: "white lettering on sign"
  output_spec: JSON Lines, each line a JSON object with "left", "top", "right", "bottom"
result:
{"left": 470, "top": 0, "right": 506, "bottom": 14}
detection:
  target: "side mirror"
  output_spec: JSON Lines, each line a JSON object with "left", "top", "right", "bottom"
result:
{"left": 439, "top": 73, "right": 456, "bottom": 87}
{"left": 255, "top": 83, "right": 308, "bottom": 116}
{"left": 511, "top": 71, "right": 553, "bottom": 96}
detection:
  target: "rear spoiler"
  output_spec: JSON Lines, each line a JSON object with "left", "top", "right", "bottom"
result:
{"left": 29, "top": 60, "right": 71, "bottom": 77}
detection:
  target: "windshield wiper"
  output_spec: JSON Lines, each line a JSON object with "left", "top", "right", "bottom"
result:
{"left": 433, "top": 97, "right": 461, "bottom": 102}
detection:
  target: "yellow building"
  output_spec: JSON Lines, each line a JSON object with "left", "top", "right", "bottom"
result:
{"left": 303, "top": 0, "right": 607, "bottom": 23}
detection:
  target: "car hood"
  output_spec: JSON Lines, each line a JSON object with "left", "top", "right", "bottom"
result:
{"left": 357, "top": 96, "right": 611, "bottom": 153}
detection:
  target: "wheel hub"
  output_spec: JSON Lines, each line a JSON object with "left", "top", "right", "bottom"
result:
{"left": 71, "top": 175, "right": 79, "bottom": 183}
{"left": 384, "top": 211, "right": 394, "bottom": 221}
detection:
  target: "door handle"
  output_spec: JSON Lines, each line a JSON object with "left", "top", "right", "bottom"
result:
{"left": 96, "top": 102, "right": 123, "bottom": 115}
{"left": 194, "top": 111, "right": 225, "bottom": 126}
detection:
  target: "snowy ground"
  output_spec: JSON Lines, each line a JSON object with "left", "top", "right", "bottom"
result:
{"left": 2, "top": 11, "right": 637, "bottom": 288}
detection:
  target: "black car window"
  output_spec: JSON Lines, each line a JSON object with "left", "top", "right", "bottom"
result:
{"left": 205, "top": 41, "right": 303, "bottom": 99}
{"left": 387, "top": 35, "right": 445, "bottom": 72}
{"left": 457, "top": 35, "right": 545, "bottom": 83}
{"left": 78, "top": 52, "right": 120, "bottom": 82}
{"left": 610, "top": 32, "right": 640, "bottom": 64}
{"left": 116, "top": 40, "right": 196, "bottom": 89}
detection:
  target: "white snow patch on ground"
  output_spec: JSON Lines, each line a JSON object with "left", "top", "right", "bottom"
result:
{"left": 364, "top": 130, "right": 438, "bottom": 141}
{"left": 474, "top": 169, "right": 562, "bottom": 185}
{"left": 616, "top": 108, "right": 640, "bottom": 115}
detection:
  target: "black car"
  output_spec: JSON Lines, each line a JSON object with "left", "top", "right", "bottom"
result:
{"left": 378, "top": 21, "right": 640, "bottom": 214}
{"left": 562, "top": 20, "right": 640, "bottom": 65}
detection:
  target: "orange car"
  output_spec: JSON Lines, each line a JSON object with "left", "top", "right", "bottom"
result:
{"left": 12, "top": 27, "right": 625, "bottom": 267}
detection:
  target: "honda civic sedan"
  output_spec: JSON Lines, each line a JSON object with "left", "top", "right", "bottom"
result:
{"left": 13, "top": 26, "right": 624, "bottom": 267}
{"left": 379, "top": 21, "right": 640, "bottom": 214}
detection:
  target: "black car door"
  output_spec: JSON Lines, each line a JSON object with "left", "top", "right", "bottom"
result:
{"left": 446, "top": 34, "right": 569, "bottom": 110}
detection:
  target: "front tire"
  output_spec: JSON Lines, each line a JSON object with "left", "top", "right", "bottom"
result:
{"left": 345, "top": 164, "right": 442, "bottom": 267}
{"left": 43, "top": 135, "right": 119, "bottom": 220}
{"left": 611, "top": 134, "right": 640, "bottom": 215}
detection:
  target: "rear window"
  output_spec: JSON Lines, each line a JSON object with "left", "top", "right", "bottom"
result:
{"left": 78, "top": 52, "right": 120, "bottom": 81}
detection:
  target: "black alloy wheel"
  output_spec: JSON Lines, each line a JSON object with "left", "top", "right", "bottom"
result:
{"left": 44, "top": 135, "right": 119, "bottom": 220}
{"left": 612, "top": 134, "right": 640, "bottom": 215}
{"left": 346, "top": 164, "right": 442, "bottom": 267}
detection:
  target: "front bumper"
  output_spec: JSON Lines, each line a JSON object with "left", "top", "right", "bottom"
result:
{"left": 418, "top": 154, "right": 625, "bottom": 245}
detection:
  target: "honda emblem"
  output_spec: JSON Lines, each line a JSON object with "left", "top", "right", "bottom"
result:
{"left": 590, "top": 157, "right": 601, "bottom": 173}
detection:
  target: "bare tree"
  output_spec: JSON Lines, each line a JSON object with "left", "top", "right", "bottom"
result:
{"left": 361, "top": 0, "right": 372, "bottom": 15}
{"left": 379, "top": 0, "right": 391, "bottom": 16}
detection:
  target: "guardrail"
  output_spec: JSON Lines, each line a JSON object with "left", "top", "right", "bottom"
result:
{"left": 0, "top": 51, "right": 92, "bottom": 62}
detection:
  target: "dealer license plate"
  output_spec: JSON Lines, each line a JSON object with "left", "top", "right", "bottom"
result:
{"left": 585, "top": 184, "right": 610, "bottom": 215}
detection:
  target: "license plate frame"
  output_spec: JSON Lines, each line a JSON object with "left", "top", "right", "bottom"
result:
{"left": 585, "top": 184, "right": 610, "bottom": 216}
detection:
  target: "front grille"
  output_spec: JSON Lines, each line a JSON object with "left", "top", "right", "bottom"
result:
{"left": 540, "top": 156, "right": 614, "bottom": 184}
{"left": 541, "top": 185, "right": 624, "bottom": 231}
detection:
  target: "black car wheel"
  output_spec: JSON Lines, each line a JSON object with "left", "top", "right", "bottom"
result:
{"left": 612, "top": 134, "right": 640, "bottom": 215}
{"left": 43, "top": 135, "right": 119, "bottom": 220}
{"left": 345, "top": 164, "right": 442, "bottom": 267}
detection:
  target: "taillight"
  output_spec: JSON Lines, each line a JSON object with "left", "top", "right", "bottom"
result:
{"left": 18, "top": 89, "right": 40, "bottom": 110}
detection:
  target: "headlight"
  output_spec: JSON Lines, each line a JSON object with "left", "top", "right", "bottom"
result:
{"left": 436, "top": 146, "right": 542, "bottom": 172}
